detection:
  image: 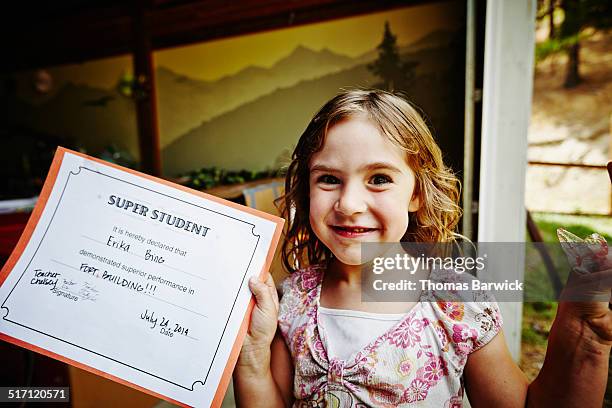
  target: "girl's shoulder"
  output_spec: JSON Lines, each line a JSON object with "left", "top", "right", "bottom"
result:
{"left": 279, "top": 263, "right": 325, "bottom": 298}
{"left": 423, "top": 267, "right": 504, "bottom": 354}
{"left": 277, "top": 264, "right": 325, "bottom": 341}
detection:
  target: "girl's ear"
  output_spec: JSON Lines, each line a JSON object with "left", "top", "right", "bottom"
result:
{"left": 408, "top": 193, "right": 421, "bottom": 212}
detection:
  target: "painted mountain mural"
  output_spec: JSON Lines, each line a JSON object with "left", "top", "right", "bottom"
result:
{"left": 162, "top": 29, "right": 465, "bottom": 175}
{"left": 162, "top": 63, "right": 377, "bottom": 175}
{"left": 156, "top": 45, "right": 359, "bottom": 148}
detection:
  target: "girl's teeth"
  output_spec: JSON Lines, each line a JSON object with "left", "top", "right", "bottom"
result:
{"left": 340, "top": 227, "right": 370, "bottom": 232}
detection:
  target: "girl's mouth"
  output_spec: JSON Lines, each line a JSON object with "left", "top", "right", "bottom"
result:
{"left": 331, "top": 225, "right": 378, "bottom": 238}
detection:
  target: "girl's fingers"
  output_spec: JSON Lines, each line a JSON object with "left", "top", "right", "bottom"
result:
{"left": 568, "top": 268, "right": 612, "bottom": 288}
{"left": 562, "top": 268, "right": 612, "bottom": 301}
{"left": 264, "top": 274, "right": 280, "bottom": 311}
{"left": 248, "top": 276, "right": 276, "bottom": 314}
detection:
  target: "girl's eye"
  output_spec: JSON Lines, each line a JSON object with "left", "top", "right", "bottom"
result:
{"left": 370, "top": 174, "right": 392, "bottom": 185}
{"left": 317, "top": 174, "right": 340, "bottom": 185}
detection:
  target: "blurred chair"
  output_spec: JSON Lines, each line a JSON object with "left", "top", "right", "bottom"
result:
{"left": 242, "top": 180, "right": 289, "bottom": 284}
{"left": 242, "top": 181, "right": 284, "bottom": 216}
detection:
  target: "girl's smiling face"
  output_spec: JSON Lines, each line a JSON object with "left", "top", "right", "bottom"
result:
{"left": 309, "top": 116, "right": 420, "bottom": 266}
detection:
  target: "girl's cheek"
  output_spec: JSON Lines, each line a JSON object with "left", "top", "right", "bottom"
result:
{"left": 310, "top": 188, "right": 335, "bottom": 206}
{"left": 309, "top": 190, "right": 330, "bottom": 220}
{"left": 374, "top": 192, "right": 411, "bottom": 212}
{"left": 374, "top": 196, "right": 410, "bottom": 229}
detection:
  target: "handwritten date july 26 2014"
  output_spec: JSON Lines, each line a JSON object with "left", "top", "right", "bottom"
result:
{"left": 140, "top": 308, "right": 190, "bottom": 338}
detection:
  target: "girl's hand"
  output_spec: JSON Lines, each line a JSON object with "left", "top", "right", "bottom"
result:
{"left": 559, "top": 267, "right": 612, "bottom": 345}
{"left": 246, "top": 274, "right": 280, "bottom": 346}
{"left": 557, "top": 229, "right": 612, "bottom": 345}
{"left": 237, "top": 274, "right": 280, "bottom": 372}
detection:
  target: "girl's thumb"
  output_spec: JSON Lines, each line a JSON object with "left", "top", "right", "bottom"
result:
{"left": 248, "top": 276, "right": 275, "bottom": 313}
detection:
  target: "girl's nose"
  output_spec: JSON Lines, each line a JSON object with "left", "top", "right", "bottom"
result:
{"left": 334, "top": 182, "right": 367, "bottom": 215}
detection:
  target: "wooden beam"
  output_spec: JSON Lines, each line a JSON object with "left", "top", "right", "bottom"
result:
{"left": 1, "top": 0, "right": 426, "bottom": 71}
{"left": 528, "top": 161, "right": 607, "bottom": 169}
{"left": 150, "top": 0, "right": 425, "bottom": 50}
{"left": 132, "top": 1, "right": 162, "bottom": 176}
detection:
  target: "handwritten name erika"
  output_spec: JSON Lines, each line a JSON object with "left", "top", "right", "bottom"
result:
{"left": 106, "top": 235, "right": 165, "bottom": 263}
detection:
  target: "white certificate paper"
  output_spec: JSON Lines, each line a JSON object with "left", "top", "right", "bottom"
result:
{"left": 0, "top": 147, "right": 284, "bottom": 407}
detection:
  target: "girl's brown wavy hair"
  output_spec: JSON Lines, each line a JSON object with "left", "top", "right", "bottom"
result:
{"left": 277, "top": 89, "right": 462, "bottom": 273}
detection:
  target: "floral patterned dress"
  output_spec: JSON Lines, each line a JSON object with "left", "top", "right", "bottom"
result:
{"left": 278, "top": 265, "right": 503, "bottom": 407}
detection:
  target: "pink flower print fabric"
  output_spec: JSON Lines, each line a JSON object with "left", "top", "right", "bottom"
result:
{"left": 387, "top": 314, "right": 429, "bottom": 349}
{"left": 278, "top": 265, "right": 503, "bottom": 407}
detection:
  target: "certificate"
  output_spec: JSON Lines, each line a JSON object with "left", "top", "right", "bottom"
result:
{"left": 0, "top": 147, "right": 284, "bottom": 407}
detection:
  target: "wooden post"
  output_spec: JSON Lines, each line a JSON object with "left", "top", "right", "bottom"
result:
{"left": 132, "top": 1, "right": 161, "bottom": 176}
{"left": 609, "top": 113, "right": 612, "bottom": 215}
{"left": 478, "top": 0, "right": 536, "bottom": 362}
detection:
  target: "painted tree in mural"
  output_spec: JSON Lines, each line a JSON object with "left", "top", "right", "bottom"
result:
{"left": 368, "top": 21, "right": 418, "bottom": 92}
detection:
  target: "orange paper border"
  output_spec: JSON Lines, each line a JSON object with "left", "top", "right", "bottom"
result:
{"left": 0, "top": 146, "right": 284, "bottom": 408}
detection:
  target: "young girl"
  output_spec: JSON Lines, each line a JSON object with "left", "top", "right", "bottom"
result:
{"left": 233, "top": 90, "right": 612, "bottom": 407}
